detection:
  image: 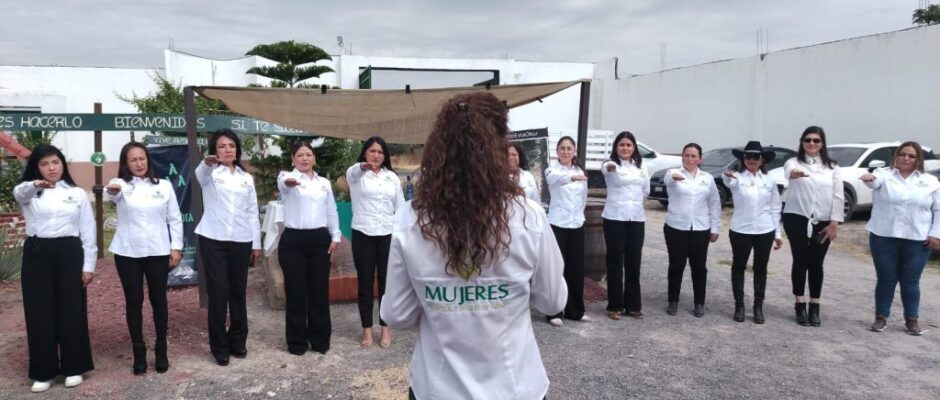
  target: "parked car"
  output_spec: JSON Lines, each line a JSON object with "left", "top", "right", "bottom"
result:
{"left": 648, "top": 146, "right": 797, "bottom": 207}
{"left": 777, "top": 142, "right": 940, "bottom": 220}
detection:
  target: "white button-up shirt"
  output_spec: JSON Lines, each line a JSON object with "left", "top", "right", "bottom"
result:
{"left": 277, "top": 169, "right": 341, "bottom": 242}
{"left": 664, "top": 167, "right": 721, "bottom": 233}
{"left": 783, "top": 157, "right": 845, "bottom": 223}
{"left": 106, "top": 177, "right": 183, "bottom": 257}
{"left": 601, "top": 159, "right": 649, "bottom": 222}
{"left": 865, "top": 168, "right": 940, "bottom": 241}
{"left": 723, "top": 170, "right": 782, "bottom": 238}
{"left": 14, "top": 181, "right": 97, "bottom": 272}
{"left": 193, "top": 162, "right": 261, "bottom": 249}
{"left": 545, "top": 161, "right": 587, "bottom": 229}
{"left": 380, "top": 198, "right": 567, "bottom": 400}
{"left": 515, "top": 170, "right": 540, "bottom": 203}
{"left": 346, "top": 164, "right": 404, "bottom": 237}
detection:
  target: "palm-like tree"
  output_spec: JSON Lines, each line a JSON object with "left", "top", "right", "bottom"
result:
{"left": 245, "top": 40, "right": 334, "bottom": 87}
{"left": 912, "top": 4, "right": 940, "bottom": 25}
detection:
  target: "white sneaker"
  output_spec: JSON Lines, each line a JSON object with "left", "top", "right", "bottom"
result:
{"left": 548, "top": 318, "right": 563, "bottom": 327}
{"left": 579, "top": 315, "right": 592, "bottom": 322}
{"left": 64, "top": 375, "right": 83, "bottom": 388}
{"left": 31, "top": 380, "right": 51, "bottom": 393}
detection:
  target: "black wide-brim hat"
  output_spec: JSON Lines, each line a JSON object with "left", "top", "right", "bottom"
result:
{"left": 731, "top": 140, "right": 776, "bottom": 163}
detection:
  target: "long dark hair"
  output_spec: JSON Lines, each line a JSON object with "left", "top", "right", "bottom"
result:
{"left": 556, "top": 136, "right": 583, "bottom": 170}
{"left": 508, "top": 141, "right": 528, "bottom": 169}
{"left": 894, "top": 141, "right": 925, "bottom": 172}
{"left": 118, "top": 142, "right": 159, "bottom": 184}
{"left": 357, "top": 136, "right": 394, "bottom": 172}
{"left": 21, "top": 144, "right": 77, "bottom": 187}
{"left": 609, "top": 131, "right": 642, "bottom": 168}
{"left": 207, "top": 129, "right": 245, "bottom": 170}
{"left": 412, "top": 92, "right": 517, "bottom": 281}
{"left": 797, "top": 126, "right": 835, "bottom": 168}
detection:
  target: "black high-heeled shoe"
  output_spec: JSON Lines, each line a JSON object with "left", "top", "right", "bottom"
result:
{"left": 808, "top": 303, "right": 821, "bottom": 327}
{"left": 795, "top": 302, "right": 808, "bottom": 326}
{"left": 753, "top": 301, "right": 765, "bottom": 324}
{"left": 155, "top": 341, "right": 169, "bottom": 373}
{"left": 733, "top": 302, "right": 745, "bottom": 322}
{"left": 132, "top": 343, "right": 147, "bottom": 375}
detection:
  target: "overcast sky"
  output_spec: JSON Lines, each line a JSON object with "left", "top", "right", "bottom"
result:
{"left": 1, "top": 0, "right": 927, "bottom": 75}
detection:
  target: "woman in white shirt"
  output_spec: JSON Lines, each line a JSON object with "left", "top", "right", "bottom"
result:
{"left": 278, "top": 141, "right": 341, "bottom": 355}
{"left": 14, "top": 144, "right": 96, "bottom": 392}
{"left": 346, "top": 136, "right": 403, "bottom": 349}
{"left": 380, "top": 92, "right": 567, "bottom": 400}
{"left": 664, "top": 143, "right": 721, "bottom": 318}
{"left": 508, "top": 142, "right": 540, "bottom": 202}
{"left": 860, "top": 142, "right": 940, "bottom": 336}
{"left": 544, "top": 136, "right": 590, "bottom": 326}
{"left": 782, "top": 126, "right": 843, "bottom": 327}
{"left": 601, "top": 131, "right": 649, "bottom": 320}
{"left": 722, "top": 141, "right": 782, "bottom": 324}
{"left": 105, "top": 142, "right": 183, "bottom": 375}
{"left": 194, "top": 129, "right": 261, "bottom": 366}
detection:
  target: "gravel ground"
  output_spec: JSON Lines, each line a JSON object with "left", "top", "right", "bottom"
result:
{"left": 0, "top": 202, "right": 938, "bottom": 399}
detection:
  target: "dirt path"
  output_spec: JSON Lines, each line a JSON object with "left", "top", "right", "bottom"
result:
{"left": 0, "top": 202, "right": 937, "bottom": 399}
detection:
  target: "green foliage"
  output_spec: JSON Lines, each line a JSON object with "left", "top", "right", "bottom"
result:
{"left": 249, "top": 136, "right": 359, "bottom": 204}
{"left": 0, "top": 222, "right": 24, "bottom": 280}
{"left": 315, "top": 138, "right": 361, "bottom": 182}
{"left": 0, "top": 131, "right": 57, "bottom": 211}
{"left": 117, "top": 73, "right": 230, "bottom": 115}
{"left": 245, "top": 40, "right": 334, "bottom": 87}
{"left": 913, "top": 4, "right": 940, "bottom": 25}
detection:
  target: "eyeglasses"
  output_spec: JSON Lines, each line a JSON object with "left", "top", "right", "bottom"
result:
{"left": 802, "top": 138, "right": 822, "bottom": 144}
{"left": 896, "top": 153, "right": 918, "bottom": 159}
{"left": 744, "top": 153, "right": 762, "bottom": 160}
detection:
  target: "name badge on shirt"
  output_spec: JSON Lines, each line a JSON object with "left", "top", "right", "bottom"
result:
{"left": 63, "top": 195, "right": 79, "bottom": 205}
{"left": 241, "top": 180, "right": 252, "bottom": 188}
{"left": 152, "top": 190, "right": 166, "bottom": 200}
{"left": 213, "top": 177, "right": 225, "bottom": 185}
{"left": 915, "top": 180, "right": 927, "bottom": 188}
{"left": 699, "top": 180, "right": 709, "bottom": 187}
{"left": 383, "top": 175, "right": 395, "bottom": 183}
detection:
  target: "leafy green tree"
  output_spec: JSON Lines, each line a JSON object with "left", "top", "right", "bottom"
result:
{"left": 245, "top": 40, "right": 334, "bottom": 87}
{"left": 913, "top": 4, "right": 940, "bottom": 25}
{"left": 118, "top": 73, "right": 230, "bottom": 115}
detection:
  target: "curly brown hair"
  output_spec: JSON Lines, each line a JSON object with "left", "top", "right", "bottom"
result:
{"left": 412, "top": 92, "right": 520, "bottom": 280}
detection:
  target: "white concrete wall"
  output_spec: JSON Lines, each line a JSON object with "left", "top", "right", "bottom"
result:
{"left": 595, "top": 25, "right": 940, "bottom": 155}
{"left": 164, "top": 49, "right": 338, "bottom": 88}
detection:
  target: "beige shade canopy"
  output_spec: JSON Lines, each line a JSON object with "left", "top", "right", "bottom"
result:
{"left": 195, "top": 80, "right": 585, "bottom": 144}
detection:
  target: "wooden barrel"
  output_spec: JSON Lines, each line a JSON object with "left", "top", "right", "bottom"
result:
{"left": 583, "top": 203, "right": 606, "bottom": 281}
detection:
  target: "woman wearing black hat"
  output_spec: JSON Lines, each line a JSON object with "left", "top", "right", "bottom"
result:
{"left": 722, "top": 141, "right": 783, "bottom": 323}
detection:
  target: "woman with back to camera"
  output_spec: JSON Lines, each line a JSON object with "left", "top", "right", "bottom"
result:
{"left": 601, "top": 131, "right": 649, "bottom": 320}
{"left": 106, "top": 142, "right": 183, "bottom": 374}
{"left": 277, "top": 141, "right": 341, "bottom": 355}
{"left": 14, "top": 144, "right": 96, "bottom": 392}
{"left": 782, "top": 126, "right": 843, "bottom": 327}
{"left": 508, "top": 141, "right": 540, "bottom": 202}
{"left": 722, "top": 141, "right": 782, "bottom": 324}
{"left": 543, "top": 135, "right": 590, "bottom": 326}
{"left": 664, "top": 143, "right": 721, "bottom": 318}
{"left": 380, "top": 91, "right": 567, "bottom": 400}
{"left": 860, "top": 142, "right": 939, "bottom": 335}
{"left": 194, "top": 129, "right": 261, "bottom": 365}
{"left": 346, "top": 136, "right": 403, "bottom": 349}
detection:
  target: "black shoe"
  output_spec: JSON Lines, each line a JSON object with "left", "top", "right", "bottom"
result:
{"left": 155, "top": 341, "right": 169, "bottom": 373}
{"left": 795, "top": 302, "right": 809, "bottom": 326}
{"left": 215, "top": 357, "right": 230, "bottom": 366}
{"left": 231, "top": 349, "right": 247, "bottom": 358}
{"left": 132, "top": 343, "right": 147, "bottom": 375}
{"left": 667, "top": 302, "right": 678, "bottom": 316}
{"left": 753, "top": 301, "right": 765, "bottom": 324}
{"left": 693, "top": 304, "right": 705, "bottom": 318}
{"left": 733, "top": 302, "right": 745, "bottom": 322}
{"left": 808, "top": 303, "right": 821, "bottom": 327}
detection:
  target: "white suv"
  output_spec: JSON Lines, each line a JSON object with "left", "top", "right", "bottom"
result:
{"left": 808, "top": 142, "right": 940, "bottom": 220}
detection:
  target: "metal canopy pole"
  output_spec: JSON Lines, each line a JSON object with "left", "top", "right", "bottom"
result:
{"left": 184, "top": 87, "right": 208, "bottom": 308}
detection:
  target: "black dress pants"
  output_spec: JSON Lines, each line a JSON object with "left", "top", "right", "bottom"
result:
{"left": 352, "top": 230, "right": 391, "bottom": 328}
{"left": 278, "top": 228, "right": 333, "bottom": 354}
{"left": 728, "top": 230, "right": 775, "bottom": 303}
{"left": 664, "top": 225, "right": 710, "bottom": 305}
{"left": 604, "top": 219, "right": 644, "bottom": 313}
{"left": 198, "top": 235, "right": 252, "bottom": 359}
{"left": 114, "top": 254, "right": 170, "bottom": 346}
{"left": 782, "top": 213, "right": 831, "bottom": 299}
{"left": 549, "top": 225, "right": 585, "bottom": 320}
{"left": 21, "top": 236, "right": 94, "bottom": 381}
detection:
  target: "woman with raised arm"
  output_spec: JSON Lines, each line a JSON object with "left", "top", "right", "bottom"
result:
{"left": 380, "top": 92, "right": 567, "bottom": 400}
{"left": 782, "top": 126, "right": 843, "bottom": 327}
{"left": 14, "top": 144, "right": 96, "bottom": 392}
{"left": 860, "top": 142, "right": 940, "bottom": 335}
{"left": 346, "top": 136, "right": 403, "bottom": 348}
{"left": 194, "top": 129, "right": 261, "bottom": 366}
{"left": 106, "top": 142, "right": 183, "bottom": 374}
{"left": 601, "top": 131, "right": 650, "bottom": 320}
